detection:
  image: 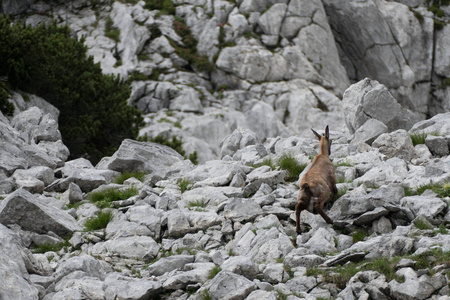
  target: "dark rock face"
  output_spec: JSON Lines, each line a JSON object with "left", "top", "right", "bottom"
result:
{"left": 1, "top": 0, "right": 35, "bottom": 15}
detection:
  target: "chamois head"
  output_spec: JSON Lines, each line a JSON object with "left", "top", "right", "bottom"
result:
{"left": 311, "top": 125, "right": 332, "bottom": 156}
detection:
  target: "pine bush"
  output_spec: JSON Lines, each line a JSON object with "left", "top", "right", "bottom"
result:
{"left": 0, "top": 16, "right": 142, "bottom": 163}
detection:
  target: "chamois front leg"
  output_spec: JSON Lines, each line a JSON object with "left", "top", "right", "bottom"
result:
{"left": 295, "top": 200, "right": 309, "bottom": 235}
{"left": 315, "top": 192, "right": 333, "bottom": 225}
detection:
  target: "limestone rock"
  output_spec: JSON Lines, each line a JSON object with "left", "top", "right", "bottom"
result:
{"left": 343, "top": 78, "right": 420, "bottom": 134}
{"left": 96, "top": 139, "right": 192, "bottom": 184}
{"left": 372, "top": 129, "right": 415, "bottom": 161}
{"left": 425, "top": 135, "right": 449, "bottom": 157}
{"left": 0, "top": 189, "right": 81, "bottom": 238}
{"left": 351, "top": 119, "right": 388, "bottom": 145}
{"left": 196, "top": 271, "right": 257, "bottom": 300}
{"left": 0, "top": 224, "right": 39, "bottom": 300}
{"left": 220, "top": 127, "right": 260, "bottom": 158}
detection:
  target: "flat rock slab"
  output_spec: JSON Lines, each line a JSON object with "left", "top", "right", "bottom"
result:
{"left": 0, "top": 189, "right": 81, "bottom": 238}
{"left": 353, "top": 207, "right": 390, "bottom": 226}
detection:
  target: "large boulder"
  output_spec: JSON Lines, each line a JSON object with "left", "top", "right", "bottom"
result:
{"left": 409, "top": 112, "right": 450, "bottom": 136}
{"left": 372, "top": 129, "right": 415, "bottom": 161}
{"left": 96, "top": 139, "right": 192, "bottom": 184}
{"left": 343, "top": 78, "right": 420, "bottom": 134}
{"left": 323, "top": 0, "right": 433, "bottom": 115}
{"left": 0, "top": 189, "right": 81, "bottom": 238}
{"left": 195, "top": 271, "right": 257, "bottom": 300}
{"left": 0, "top": 107, "right": 69, "bottom": 177}
{"left": 219, "top": 127, "right": 260, "bottom": 158}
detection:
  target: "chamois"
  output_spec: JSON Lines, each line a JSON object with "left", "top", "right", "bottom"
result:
{"left": 295, "top": 125, "right": 337, "bottom": 235}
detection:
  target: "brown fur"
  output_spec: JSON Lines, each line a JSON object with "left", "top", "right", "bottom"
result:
{"left": 295, "top": 126, "right": 337, "bottom": 234}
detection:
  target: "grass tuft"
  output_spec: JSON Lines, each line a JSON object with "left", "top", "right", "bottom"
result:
{"left": 207, "top": 266, "right": 222, "bottom": 279}
{"left": 278, "top": 154, "right": 307, "bottom": 182}
{"left": 307, "top": 247, "right": 450, "bottom": 290}
{"left": 178, "top": 178, "right": 193, "bottom": 193}
{"left": 88, "top": 186, "right": 139, "bottom": 208}
{"left": 84, "top": 210, "right": 114, "bottom": 231}
{"left": 251, "top": 158, "right": 276, "bottom": 169}
{"left": 186, "top": 198, "right": 208, "bottom": 210}
{"left": 409, "top": 132, "right": 427, "bottom": 146}
{"left": 32, "top": 240, "right": 70, "bottom": 254}
{"left": 105, "top": 17, "right": 121, "bottom": 42}
{"left": 352, "top": 230, "right": 368, "bottom": 243}
{"left": 113, "top": 171, "right": 146, "bottom": 184}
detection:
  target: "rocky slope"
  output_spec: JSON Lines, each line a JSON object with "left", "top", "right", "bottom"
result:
{"left": 1, "top": 78, "right": 450, "bottom": 299}
{"left": 2, "top": 0, "right": 449, "bottom": 163}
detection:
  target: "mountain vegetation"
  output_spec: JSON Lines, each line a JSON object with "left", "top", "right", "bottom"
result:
{"left": 0, "top": 16, "right": 142, "bottom": 164}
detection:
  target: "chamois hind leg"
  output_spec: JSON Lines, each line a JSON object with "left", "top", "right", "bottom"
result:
{"left": 315, "top": 191, "right": 333, "bottom": 225}
{"left": 295, "top": 200, "right": 309, "bottom": 235}
{"left": 327, "top": 184, "right": 338, "bottom": 209}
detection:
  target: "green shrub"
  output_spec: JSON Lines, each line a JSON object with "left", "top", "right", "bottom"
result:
{"left": 144, "top": 0, "right": 175, "bottom": 15}
{"left": 172, "top": 17, "right": 214, "bottom": 72}
{"left": 278, "top": 154, "right": 307, "bottom": 182}
{"left": 84, "top": 210, "right": 114, "bottom": 231}
{"left": 409, "top": 132, "right": 427, "bottom": 146}
{"left": 150, "top": 135, "right": 185, "bottom": 156}
{"left": 88, "top": 186, "right": 139, "bottom": 208}
{"left": 113, "top": 171, "right": 146, "bottom": 184}
{"left": 0, "top": 84, "right": 14, "bottom": 116}
{"left": 0, "top": 16, "right": 142, "bottom": 164}
{"left": 188, "top": 151, "right": 199, "bottom": 165}
{"left": 150, "top": 135, "right": 198, "bottom": 165}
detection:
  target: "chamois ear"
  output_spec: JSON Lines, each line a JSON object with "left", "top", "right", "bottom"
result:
{"left": 325, "top": 125, "right": 329, "bottom": 139}
{"left": 311, "top": 128, "right": 322, "bottom": 140}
